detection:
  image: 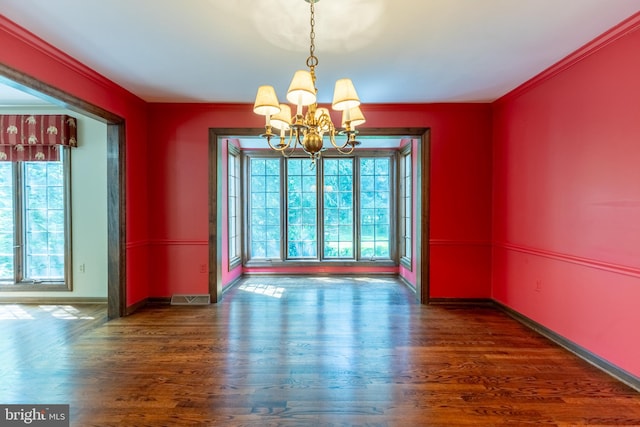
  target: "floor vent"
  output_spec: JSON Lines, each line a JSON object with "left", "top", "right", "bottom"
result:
{"left": 170, "top": 294, "right": 210, "bottom": 305}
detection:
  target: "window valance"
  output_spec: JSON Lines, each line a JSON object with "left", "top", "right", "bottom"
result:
{"left": 0, "top": 115, "right": 78, "bottom": 161}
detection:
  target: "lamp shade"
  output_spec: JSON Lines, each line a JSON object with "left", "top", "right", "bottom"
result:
{"left": 332, "top": 78, "right": 360, "bottom": 111}
{"left": 286, "top": 70, "right": 317, "bottom": 106}
{"left": 254, "top": 86, "right": 281, "bottom": 116}
{"left": 342, "top": 106, "right": 366, "bottom": 128}
{"left": 271, "top": 104, "right": 292, "bottom": 131}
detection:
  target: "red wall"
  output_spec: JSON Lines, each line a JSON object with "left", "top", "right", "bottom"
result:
{"left": 0, "top": 17, "right": 150, "bottom": 306}
{"left": 147, "top": 103, "right": 493, "bottom": 298}
{"left": 1, "top": 16, "right": 493, "bottom": 306}
{"left": 4, "top": 7, "right": 639, "bottom": 384}
{"left": 492, "top": 14, "right": 640, "bottom": 377}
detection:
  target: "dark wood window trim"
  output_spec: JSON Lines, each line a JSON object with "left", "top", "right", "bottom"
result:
{"left": 209, "top": 128, "right": 430, "bottom": 304}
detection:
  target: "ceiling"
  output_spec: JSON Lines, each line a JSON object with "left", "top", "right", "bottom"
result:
{"left": 1, "top": 0, "right": 639, "bottom": 107}
{"left": 0, "top": 79, "right": 51, "bottom": 106}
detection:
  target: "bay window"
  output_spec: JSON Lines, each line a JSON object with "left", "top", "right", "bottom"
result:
{"left": 245, "top": 153, "right": 395, "bottom": 264}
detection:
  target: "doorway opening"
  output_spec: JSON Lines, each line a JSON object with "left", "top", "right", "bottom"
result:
{"left": 208, "top": 128, "right": 430, "bottom": 304}
{"left": 0, "top": 65, "right": 126, "bottom": 319}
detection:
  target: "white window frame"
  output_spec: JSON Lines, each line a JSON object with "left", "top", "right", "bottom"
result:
{"left": 0, "top": 147, "right": 72, "bottom": 291}
{"left": 244, "top": 152, "right": 397, "bottom": 266}
{"left": 227, "top": 143, "right": 242, "bottom": 270}
{"left": 399, "top": 144, "right": 413, "bottom": 270}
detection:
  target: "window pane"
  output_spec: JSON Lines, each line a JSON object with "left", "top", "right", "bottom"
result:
{"left": 339, "top": 242, "right": 353, "bottom": 257}
{"left": 361, "top": 192, "right": 374, "bottom": 209}
{"left": 339, "top": 193, "right": 353, "bottom": 209}
{"left": 339, "top": 208, "right": 352, "bottom": 225}
{"left": 325, "top": 225, "right": 338, "bottom": 241}
{"left": 324, "top": 208, "right": 338, "bottom": 224}
{"left": 375, "top": 158, "right": 389, "bottom": 175}
{"left": 28, "top": 255, "right": 50, "bottom": 278}
{"left": 359, "top": 157, "right": 390, "bottom": 258}
{"left": 252, "top": 241, "right": 266, "bottom": 258}
{"left": 25, "top": 163, "right": 47, "bottom": 186}
{"left": 323, "top": 158, "right": 353, "bottom": 258}
{"left": 252, "top": 225, "right": 266, "bottom": 241}
{"left": 288, "top": 208, "right": 302, "bottom": 225}
{"left": 0, "top": 163, "right": 14, "bottom": 280}
{"left": 48, "top": 186, "right": 64, "bottom": 210}
{"left": 266, "top": 192, "right": 280, "bottom": 209}
{"left": 251, "top": 159, "right": 266, "bottom": 176}
{"left": 360, "top": 158, "right": 374, "bottom": 175}
{"left": 361, "top": 177, "right": 374, "bottom": 192}
{"left": 252, "top": 193, "right": 265, "bottom": 208}
{"left": 375, "top": 242, "right": 390, "bottom": 257}
{"left": 24, "top": 161, "right": 64, "bottom": 280}
{"left": 265, "top": 208, "right": 279, "bottom": 226}
{"left": 361, "top": 242, "right": 374, "bottom": 259}
{"left": 49, "top": 255, "right": 64, "bottom": 275}
{"left": 325, "top": 191, "right": 338, "bottom": 208}
{"left": 249, "top": 158, "right": 281, "bottom": 260}
{"left": 287, "top": 158, "right": 316, "bottom": 258}
{"left": 251, "top": 176, "right": 265, "bottom": 193}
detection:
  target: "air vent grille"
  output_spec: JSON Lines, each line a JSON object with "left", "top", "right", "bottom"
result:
{"left": 170, "top": 294, "right": 211, "bottom": 305}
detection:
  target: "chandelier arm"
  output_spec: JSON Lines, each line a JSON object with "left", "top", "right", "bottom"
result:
{"left": 328, "top": 131, "right": 352, "bottom": 150}
{"left": 316, "top": 113, "right": 333, "bottom": 135}
{"left": 274, "top": 129, "right": 302, "bottom": 158}
{"left": 266, "top": 132, "right": 292, "bottom": 152}
{"left": 284, "top": 130, "right": 303, "bottom": 157}
{"left": 331, "top": 136, "right": 356, "bottom": 155}
{"left": 335, "top": 143, "right": 356, "bottom": 155}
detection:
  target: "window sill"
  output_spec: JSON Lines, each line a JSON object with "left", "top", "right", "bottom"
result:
{"left": 400, "top": 257, "right": 412, "bottom": 271}
{"left": 244, "top": 259, "right": 398, "bottom": 269}
{"left": 0, "top": 283, "right": 70, "bottom": 292}
{"left": 229, "top": 257, "right": 242, "bottom": 270}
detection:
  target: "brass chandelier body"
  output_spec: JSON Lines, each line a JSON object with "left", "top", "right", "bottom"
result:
{"left": 253, "top": 0, "right": 365, "bottom": 164}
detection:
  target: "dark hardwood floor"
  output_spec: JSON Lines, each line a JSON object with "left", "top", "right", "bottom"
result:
{"left": 1, "top": 275, "right": 639, "bottom": 426}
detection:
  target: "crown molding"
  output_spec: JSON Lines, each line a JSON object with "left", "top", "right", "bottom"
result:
{"left": 0, "top": 16, "right": 137, "bottom": 101}
{"left": 495, "top": 12, "right": 640, "bottom": 105}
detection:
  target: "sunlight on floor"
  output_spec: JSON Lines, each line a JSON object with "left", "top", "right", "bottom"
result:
{"left": 0, "top": 305, "right": 34, "bottom": 320}
{"left": 354, "top": 276, "right": 394, "bottom": 284}
{"left": 39, "top": 305, "right": 95, "bottom": 320}
{"left": 311, "top": 276, "right": 395, "bottom": 284}
{"left": 310, "top": 277, "right": 343, "bottom": 283}
{"left": 238, "top": 283, "right": 285, "bottom": 299}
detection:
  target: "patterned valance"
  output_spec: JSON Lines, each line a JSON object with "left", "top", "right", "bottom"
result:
{"left": 0, "top": 115, "right": 78, "bottom": 161}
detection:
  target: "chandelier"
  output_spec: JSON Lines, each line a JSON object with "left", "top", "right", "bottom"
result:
{"left": 252, "top": 0, "right": 365, "bottom": 164}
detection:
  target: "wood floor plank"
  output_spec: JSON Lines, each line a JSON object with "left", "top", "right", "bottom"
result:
{"left": 1, "top": 276, "right": 639, "bottom": 426}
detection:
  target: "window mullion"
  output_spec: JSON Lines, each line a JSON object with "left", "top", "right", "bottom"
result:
{"left": 354, "top": 157, "right": 361, "bottom": 261}
{"left": 317, "top": 159, "right": 323, "bottom": 261}
{"left": 62, "top": 147, "right": 73, "bottom": 285}
{"left": 284, "top": 158, "right": 289, "bottom": 260}
{"left": 15, "top": 162, "right": 25, "bottom": 283}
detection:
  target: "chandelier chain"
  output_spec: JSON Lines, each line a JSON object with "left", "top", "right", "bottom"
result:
{"left": 253, "top": 0, "right": 363, "bottom": 162}
{"left": 306, "top": 0, "right": 319, "bottom": 71}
